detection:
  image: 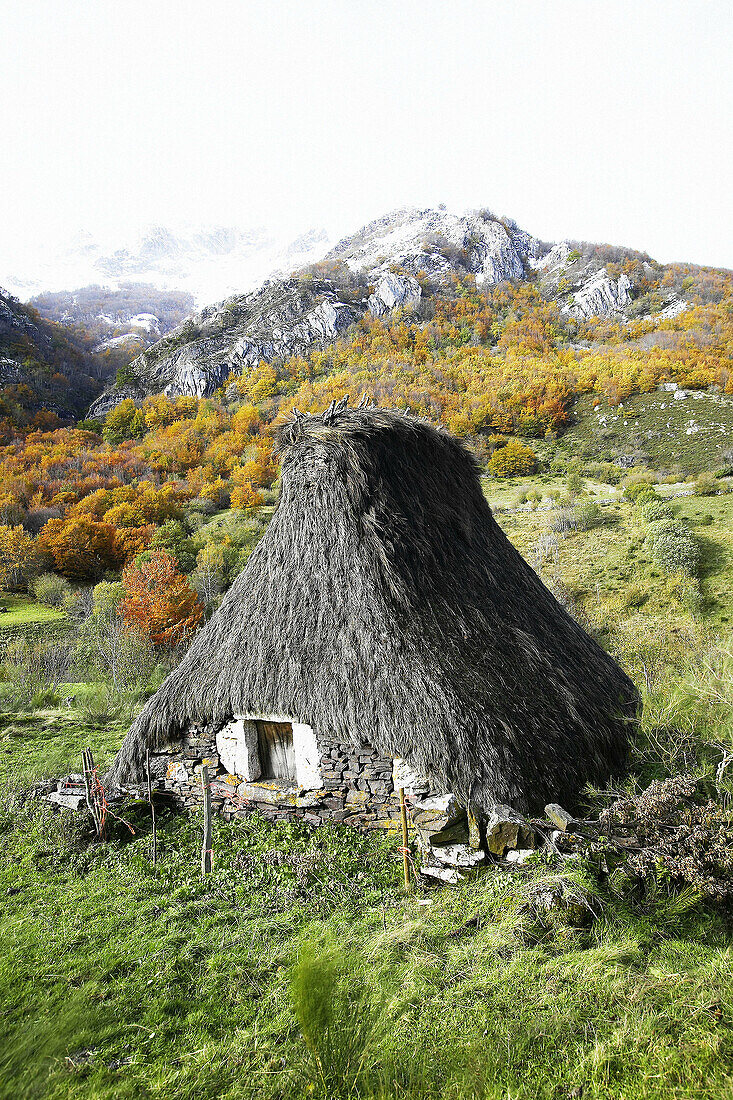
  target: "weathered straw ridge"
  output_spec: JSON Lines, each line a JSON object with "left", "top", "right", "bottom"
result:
{"left": 108, "top": 399, "right": 639, "bottom": 815}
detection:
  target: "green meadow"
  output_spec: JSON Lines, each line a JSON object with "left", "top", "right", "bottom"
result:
{"left": 2, "top": 445, "right": 733, "bottom": 1099}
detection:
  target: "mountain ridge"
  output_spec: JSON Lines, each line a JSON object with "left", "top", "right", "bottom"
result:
{"left": 3, "top": 223, "right": 333, "bottom": 305}
{"left": 89, "top": 204, "right": 690, "bottom": 418}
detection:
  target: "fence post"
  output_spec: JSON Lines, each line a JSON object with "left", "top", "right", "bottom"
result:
{"left": 201, "top": 765, "right": 212, "bottom": 877}
{"left": 82, "top": 748, "right": 104, "bottom": 837}
{"left": 146, "top": 750, "right": 157, "bottom": 868}
{"left": 399, "top": 786, "right": 411, "bottom": 892}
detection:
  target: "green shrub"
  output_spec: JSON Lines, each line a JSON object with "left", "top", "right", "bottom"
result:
{"left": 566, "top": 472, "right": 584, "bottom": 497}
{"left": 623, "top": 482, "right": 658, "bottom": 503}
{"left": 584, "top": 461, "right": 623, "bottom": 485}
{"left": 150, "top": 520, "right": 197, "bottom": 573}
{"left": 77, "top": 682, "right": 124, "bottom": 722}
{"left": 91, "top": 580, "right": 125, "bottom": 621}
{"left": 574, "top": 501, "right": 602, "bottom": 530}
{"left": 291, "top": 941, "right": 389, "bottom": 1100}
{"left": 637, "top": 499, "right": 675, "bottom": 524}
{"left": 62, "top": 588, "right": 93, "bottom": 621}
{"left": 0, "top": 636, "right": 74, "bottom": 712}
{"left": 32, "top": 572, "right": 72, "bottom": 608}
{"left": 645, "top": 519, "right": 700, "bottom": 578}
{"left": 549, "top": 508, "right": 578, "bottom": 534}
{"left": 693, "top": 472, "right": 718, "bottom": 496}
{"left": 634, "top": 642, "right": 733, "bottom": 799}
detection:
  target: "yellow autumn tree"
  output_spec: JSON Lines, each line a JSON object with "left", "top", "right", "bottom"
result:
{"left": 0, "top": 525, "right": 41, "bottom": 591}
{"left": 487, "top": 439, "right": 539, "bottom": 478}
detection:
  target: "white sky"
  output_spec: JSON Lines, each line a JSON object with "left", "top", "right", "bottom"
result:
{"left": 2, "top": 0, "right": 732, "bottom": 270}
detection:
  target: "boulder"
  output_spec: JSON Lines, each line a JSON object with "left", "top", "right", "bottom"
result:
{"left": 410, "top": 792, "right": 464, "bottom": 835}
{"left": 485, "top": 804, "right": 536, "bottom": 857}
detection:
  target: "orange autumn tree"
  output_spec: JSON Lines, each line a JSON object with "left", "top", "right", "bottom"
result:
{"left": 120, "top": 550, "right": 203, "bottom": 646}
{"left": 38, "top": 516, "right": 120, "bottom": 580}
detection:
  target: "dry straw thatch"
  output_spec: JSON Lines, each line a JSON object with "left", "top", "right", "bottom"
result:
{"left": 109, "top": 400, "right": 638, "bottom": 814}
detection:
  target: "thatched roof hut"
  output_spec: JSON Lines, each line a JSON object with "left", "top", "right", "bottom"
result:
{"left": 108, "top": 401, "right": 638, "bottom": 815}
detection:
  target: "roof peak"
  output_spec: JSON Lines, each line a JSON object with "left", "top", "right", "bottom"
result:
{"left": 278, "top": 397, "right": 426, "bottom": 448}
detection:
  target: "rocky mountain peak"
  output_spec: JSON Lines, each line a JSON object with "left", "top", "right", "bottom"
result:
{"left": 87, "top": 204, "right": 686, "bottom": 417}
{"left": 326, "top": 205, "right": 543, "bottom": 289}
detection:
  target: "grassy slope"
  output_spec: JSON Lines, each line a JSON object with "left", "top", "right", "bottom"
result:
{"left": 0, "top": 595, "right": 67, "bottom": 630}
{"left": 1, "top": 743, "right": 732, "bottom": 1100}
{"left": 2, "top": 471, "right": 733, "bottom": 1098}
{"left": 554, "top": 390, "right": 733, "bottom": 473}
{"left": 489, "top": 491, "right": 733, "bottom": 630}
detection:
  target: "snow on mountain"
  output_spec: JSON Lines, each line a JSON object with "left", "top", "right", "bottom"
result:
{"left": 3, "top": 223, "right": 334, "bottom": 305}
{"left": 326, "top": 205, "right": 542, "bottom": 287}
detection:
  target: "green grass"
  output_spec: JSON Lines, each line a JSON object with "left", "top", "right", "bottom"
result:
{"left": 1, "top": 671, "right": 733, "bottom": 1099}
{"left": 1, "top": 766, "right": 732, "bottom": 1100}
{"left": 555, "top": 390, "right": 733, "bottom": 474}
{"left": 0, "top": 594, "right": 67, "bottom": 632}
{"left": 482, "top": 473, "right": 619, "bottom": 510}
{"left": 0, "top": 712, "right": 125, "bottom": 787}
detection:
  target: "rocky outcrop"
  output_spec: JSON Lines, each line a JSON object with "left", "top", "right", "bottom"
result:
{"left": 89, "top": 278, "right": 360, "bottom": 416}
{"left": 327, "top": 205, "right": 541, "bottom": 289}
{"left": 565, "top": 269, "right": 632, "bottom": 319}
{"left": 368, "top": 271, "right": 422, "bottom": 316}
{"left": 532, "top": 238, "right": 653, "bottom": 319}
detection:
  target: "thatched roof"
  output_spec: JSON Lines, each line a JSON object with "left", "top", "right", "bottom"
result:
{"left": 108, "top": 400, "right": 638, "bottom": 814}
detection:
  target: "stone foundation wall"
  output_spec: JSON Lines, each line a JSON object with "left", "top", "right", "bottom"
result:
{"left": 149, "top": 725, "right": 434, "bottom": 832}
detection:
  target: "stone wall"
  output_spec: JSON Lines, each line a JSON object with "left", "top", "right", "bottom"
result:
{"left": 148, "top": 724, "right": 435, "bottom": 833}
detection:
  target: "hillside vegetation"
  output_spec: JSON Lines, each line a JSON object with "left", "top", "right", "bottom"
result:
{"left": 0, "top": 289, "right": 107, "bottom": 430}
{"left": 1, "top": 214, "right": 733, "bottom": 1098}
{"left": 1, "top": 466, "right": 733, "bottom": 1099}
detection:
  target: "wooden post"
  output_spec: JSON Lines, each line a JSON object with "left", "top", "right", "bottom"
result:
{"left": 146, "top": 750, "right": 157, "bottom": 868}
{"left": 201, "top": 765, "right": 212, "bottom": 878}
{"left": 399, "top": 786, "right": 411, "bottom": 892}
{"left": 82, "top": 748, "right": 103, "bottom": 837}
{"left": 82, "top": 748, "right": 95, "bottom": 817}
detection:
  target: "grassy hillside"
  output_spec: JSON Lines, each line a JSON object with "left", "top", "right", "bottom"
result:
{"left": 488, "top": 490, "right": 733, "bottom": 630}
{"left": 555, "top": 389, "right": 733, "bottom": 474}
{"left": 1, "top": 771, "right": 731, "bottom": 1100}
{"left": 1, "top": 467, "right": 732, "bottom": 1099}
{"left": 0, "top": 593, "right": 67, "bottom": 629}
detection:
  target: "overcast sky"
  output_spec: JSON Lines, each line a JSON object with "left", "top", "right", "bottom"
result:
{"left": 2, "top": 0, "right": 732, "bottom": 269}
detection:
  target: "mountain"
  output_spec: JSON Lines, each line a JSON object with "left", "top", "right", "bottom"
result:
{"left": 0, "top": 287, "right": 105, "bottom": 429}
{"left": 3, "top": 224, "right": 333, "bottom": 306}
{"left": 90, "top": 205, "right": 688, "bottom": 417}
{"left": 30, "top": 283, "right": 195, "bottom": 358}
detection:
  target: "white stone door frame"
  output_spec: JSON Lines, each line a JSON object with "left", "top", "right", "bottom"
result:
{"left": 215, "top": 714, "right": 321, "bottom": 790}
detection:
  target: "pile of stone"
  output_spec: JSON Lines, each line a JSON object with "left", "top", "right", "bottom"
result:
{"left": 412, "top": 800, "right": 582, "bottom": 884}
{"left": 40, "top": 774, "right": 88, "bottom": 811}
{"left": 412, "top": 796, "right": 534, "bottom": 884}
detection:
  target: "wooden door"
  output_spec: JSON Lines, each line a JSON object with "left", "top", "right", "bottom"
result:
{"left": 256, "top": 721, "right": 296, "bottom": 781}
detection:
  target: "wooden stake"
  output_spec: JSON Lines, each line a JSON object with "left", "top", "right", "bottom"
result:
{"left": 146, "top": 750, "right": 157, "bottom": 868}
{"left": 82, "top": 748, "right": 94, "bottom": 817}
{"left": 399, "top": 786, "right": 411, "bottom": 892}
{"left": 82, "top": 748, "right": 103, "bottom": 837}
{"left": 201, "top": 765, "right": 212, "bottom": 878}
